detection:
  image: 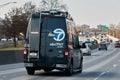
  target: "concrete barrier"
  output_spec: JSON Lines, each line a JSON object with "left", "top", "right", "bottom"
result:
{"left": 0, "top": 50, "right": 23, "bottom": 65}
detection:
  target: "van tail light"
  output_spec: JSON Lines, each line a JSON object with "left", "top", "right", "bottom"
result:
{"left": 24, "top": 48, "right": 27, "bottom": 58}
{"left": 64, "top": 48, "right": 69, "bottom": 58}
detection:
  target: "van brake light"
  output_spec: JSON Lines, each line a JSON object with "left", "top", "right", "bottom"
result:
{"left": 64, "top": 49, "right": 69, "bottom": 58}
{"left": 24, "top": 48, "right": 27, "bottom": 58}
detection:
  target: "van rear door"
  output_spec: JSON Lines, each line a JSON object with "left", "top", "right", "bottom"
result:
{"left": 40, "top": 16, "right": 67, "bottom": 64}
{"left": 29, "top": 16, "right": 40, "bottom": 59}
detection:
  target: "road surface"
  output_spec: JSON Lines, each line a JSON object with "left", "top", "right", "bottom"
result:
{"left": 0, "top": 44, "right": 120, "bottom": 80}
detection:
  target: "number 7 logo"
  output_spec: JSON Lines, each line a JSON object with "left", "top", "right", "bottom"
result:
{"left": 53, "top": 28, "right": 65, "bottom": 41}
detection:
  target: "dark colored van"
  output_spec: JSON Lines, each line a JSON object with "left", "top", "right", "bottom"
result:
{"left": 24, "top": 10, "right": 83, "bottom": 75}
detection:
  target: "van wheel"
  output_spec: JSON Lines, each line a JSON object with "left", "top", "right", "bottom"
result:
{"left": 78, "top": 59, "right": 83, "bottom": 73}
{"left": 44, "top": 68, "right": 53, "bottom": 72}
{"left": 65, "top": 63, "right": 73, "bottom": 76}
{"left": 26, "top": 67, "right": 35, "bottom": 75}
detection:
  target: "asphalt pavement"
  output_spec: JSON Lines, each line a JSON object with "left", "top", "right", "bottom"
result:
{"left": 0, "top": 44, "right": 120, "bottom": 80}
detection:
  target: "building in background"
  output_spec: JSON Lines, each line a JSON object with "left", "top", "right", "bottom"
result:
{"left": 76, "top": 24, "right": 90, "bottom": 32}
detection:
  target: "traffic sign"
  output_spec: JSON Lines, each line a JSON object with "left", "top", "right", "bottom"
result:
{"left": 102, "top": 26, "right": 109, "bottom": 31}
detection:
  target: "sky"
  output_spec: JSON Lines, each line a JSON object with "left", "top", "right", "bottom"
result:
{"left": 0, "top": 0, "right": 120, "bottom": 27}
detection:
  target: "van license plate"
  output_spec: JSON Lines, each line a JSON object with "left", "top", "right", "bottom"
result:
{"left": 24, "top": 63, "right": 33, "bottom": 67}
{"left": 56, "top": 64, "right": 67, "bottom": 68}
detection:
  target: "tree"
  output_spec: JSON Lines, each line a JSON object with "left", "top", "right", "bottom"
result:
{"left": 2, "top": 1, "right": 36, "bottom": 47}
{"left": 1, "top": 0, "right": 68, "bottom": 47}
{"left": 3, "top": 7, "right": 22, "bottom": 38}
{"left": 3, "top": 8, "right": 23, "bottom": 47}
{"left": 39, "top": 0, "right": 67, "bottom": 11}
{"left": 22, "top": 1, "right": 36, "bottom": 20}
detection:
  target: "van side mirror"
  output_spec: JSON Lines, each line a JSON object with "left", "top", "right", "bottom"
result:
{"left": 73, "top": 44, "right": 80, "bottom": 49}
{"left": 25, "top": 38, "right": 28, "bottom": 42}
{"left": 73, "top": 36, "right": 80, "bottom": 49}
{"left": 25, "top": 38, "right": 29, "bottom": 43}
{"left": 25, "top": 38, "right": 27, "bottom": 41}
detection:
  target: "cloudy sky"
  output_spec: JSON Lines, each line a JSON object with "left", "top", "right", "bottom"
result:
{"left": 0, "top": 0, "right": 120, "bottom": 27}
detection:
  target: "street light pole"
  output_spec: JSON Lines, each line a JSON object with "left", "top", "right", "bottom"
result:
{"left": 0, "top": 2, "right": 17, "bottom": 8}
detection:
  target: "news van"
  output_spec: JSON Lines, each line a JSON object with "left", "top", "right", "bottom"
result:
{"left": 24, "top": 10, "right": 83, "bottom": 75}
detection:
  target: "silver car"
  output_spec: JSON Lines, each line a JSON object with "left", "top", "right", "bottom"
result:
{"left": 80, "top": 43, "right": 91, "bottom": 56}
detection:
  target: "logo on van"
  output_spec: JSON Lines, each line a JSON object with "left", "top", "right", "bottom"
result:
{"left": 53, "top": 28, "right": 65, "bottom": 41}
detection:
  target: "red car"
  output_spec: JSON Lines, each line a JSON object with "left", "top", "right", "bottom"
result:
{"left": 115, "top": 41, "right": 120, "bottom": 48}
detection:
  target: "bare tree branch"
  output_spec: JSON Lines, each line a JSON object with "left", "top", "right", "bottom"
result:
{"left": 39, "top": 0, "right": 68, "bottom": 11}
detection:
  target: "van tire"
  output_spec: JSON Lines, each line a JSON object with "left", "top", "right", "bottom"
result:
{"left": 65, "top": 63, "right": 73, "bottom": 76}
{"left": 78, "top": 59, "right": 83, "bottom": 73}
{"left": 26, "top": 67, "right": 35, "bottom": 75}
{"left": 106, "top": 48, "right": 107, "bottom": 50}
{"left": 98, "top": 48, "right": 101, "bottom": 50}
{"left": 44, "top": 68, "right": 53, "bottom": 72}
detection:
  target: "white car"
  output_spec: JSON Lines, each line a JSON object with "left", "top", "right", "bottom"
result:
{"left": 1, "top": 38, "right": 7, "bottom": 42}
{"left": 80, "top": 43, "right": 91, "bottom": 56}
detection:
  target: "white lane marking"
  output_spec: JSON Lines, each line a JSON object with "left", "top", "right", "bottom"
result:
{"left": 94, "top": 72, "right": 106, "bottom": 80}
{"left": 0, "top": 68, "right": 25, "bottom": 76}
{"left": 113, "top": 64, "right": 117, "bottom": 68}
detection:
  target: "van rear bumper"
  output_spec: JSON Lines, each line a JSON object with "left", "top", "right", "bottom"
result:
{"left": 24, "top": 62, "right": 68, "bottom": 69}
{"left": 56, "top": 64, "right": 67, "bottom": 68}
{"left": 24, "top": 59, "right": 68, "bottom": 69}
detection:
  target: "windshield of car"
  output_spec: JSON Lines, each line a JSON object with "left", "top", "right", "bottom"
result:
{"left": 80, "top": 43, "right": 86, "bottom": 48}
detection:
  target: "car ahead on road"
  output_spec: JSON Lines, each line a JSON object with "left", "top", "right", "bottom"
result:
{"left": 24, "top": 10, "right": 83, "bottom": 76}
{"left": 80, "top": 43, "right": 91, "bottom": 56}
{"left": 98, "top": 43, "right": 107, "bottom": 50}
{"left": 84, "top": 40, "right": 98, "bottom": 50}
{"left": 1, "top": 38, "right": 7, "bottom": 42}
{"left": 114, "top": 40, "right": 120, "bottom": 48}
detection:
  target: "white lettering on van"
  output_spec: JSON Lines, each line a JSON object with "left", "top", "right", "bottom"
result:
{"left": 48, "top": 32, "right": 54, "bottom": 37}
{"left": 50, "top": 43, "right": 64, "bottom": 48}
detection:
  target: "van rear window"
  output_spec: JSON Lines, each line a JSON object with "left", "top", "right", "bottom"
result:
{"left": 31, "top": 17, "right": 40, "bottom": 32}
{"left": 41, "top": 16, "right": 66, "bottom": 32}
{"left": 30, "top": 17, "right": 40, "bottom": 50}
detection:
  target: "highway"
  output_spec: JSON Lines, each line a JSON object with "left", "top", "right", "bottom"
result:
{"left": 0, "top": 44, "right": 120, "bottom": 80}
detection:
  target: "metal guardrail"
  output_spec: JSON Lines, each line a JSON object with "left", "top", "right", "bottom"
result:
{"left": 0, "top": 40, "right": 24, "bottom": 48}
{"left": 0, "top": 41, "right": 14, "bottom": 48}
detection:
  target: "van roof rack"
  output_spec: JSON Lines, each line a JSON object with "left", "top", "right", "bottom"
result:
{"left": 40, "top": 10, "right": 68, "bottom": 17}
{"left": 32, "top": 10, "right": 73, "bottom": 21}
